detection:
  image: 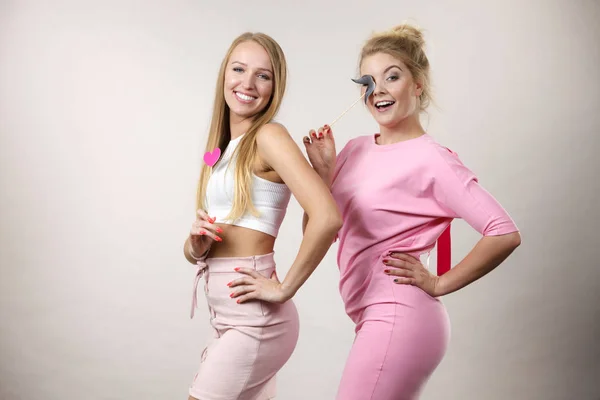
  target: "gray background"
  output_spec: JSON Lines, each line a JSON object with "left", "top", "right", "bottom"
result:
{"left": 1, "top": 0, "right": 599, "bottom": 399}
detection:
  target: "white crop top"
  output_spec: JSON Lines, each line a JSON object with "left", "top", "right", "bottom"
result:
{"left": 205, "top": 134, "right": 291, "bottom": 237}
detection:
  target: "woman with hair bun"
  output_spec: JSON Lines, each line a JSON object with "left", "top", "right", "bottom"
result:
{"left": 303, "top": 24, "right": 521, "bottom": 399}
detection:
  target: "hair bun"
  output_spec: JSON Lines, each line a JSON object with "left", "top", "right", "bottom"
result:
{"left": 390, "top": 23, "right": 425, "bottom": 48}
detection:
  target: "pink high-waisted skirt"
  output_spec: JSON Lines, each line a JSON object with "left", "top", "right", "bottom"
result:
{"left": 189, "top": 252, "right": 299, "bottom": 400}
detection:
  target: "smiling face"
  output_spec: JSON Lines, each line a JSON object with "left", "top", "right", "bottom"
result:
{"left": 223, "top": 41, "right": 274, "bottom": 121}
{"left": 360, "top": 52, "right": 423, "bottom": 129}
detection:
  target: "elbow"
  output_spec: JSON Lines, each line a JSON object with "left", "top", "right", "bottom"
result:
{"left": 483, "top": 231, "right": 521, "bottom": 254}
{"left": 331, "top": 212, "right": 343, "bottom": 233}
{"left": 485, "top": 223, "right": 521, "bottom": 250}
{"left": 309, "top": 204, "right": 343, "bottom": 234}
{"left": 497, "top": 231, "right": 521, "bottom": 252}
{"left": 322, "top": 206, "right": 343, "bottom": 234}
{"left": 509, "top": 231, "right": 522, "bottom": 250}
{"left": 329, "top": 203, "right": 343, "bottom": 231}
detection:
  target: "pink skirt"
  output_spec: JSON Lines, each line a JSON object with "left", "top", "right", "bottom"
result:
{"left": 189, "top": 252, "right": 299, "bottom": 400}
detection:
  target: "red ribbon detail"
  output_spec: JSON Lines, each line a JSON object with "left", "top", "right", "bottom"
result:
{"left": 437, "top": 224, "right": 451, "bottom": 276}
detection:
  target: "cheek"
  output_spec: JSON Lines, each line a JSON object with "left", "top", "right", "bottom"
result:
{"left": 223, "top": 73, "right": 238, "bottom": 90}
{"left": 390, "top": 88, "right": 416, "bottom": 112}
{"left": 257, "top": 81, "right": 273, "bottom": 99}
{"left": 394, "top": 83, "right": 413, "bottom": 100}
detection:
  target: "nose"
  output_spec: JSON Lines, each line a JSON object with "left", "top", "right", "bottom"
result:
{"left": 373, "top": 80, "right": 387, "bottom": 97}
{"left": 241, "top": 73, "right": 256, "bottom": 91}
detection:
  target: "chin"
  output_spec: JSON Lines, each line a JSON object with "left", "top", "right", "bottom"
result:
{"left": 230, "top": 107, "right": 252, "bottom": 118}
{"left": 374, "top": 116, "right": 399, "bottom": 128}
{"left": 225, "top": 103, "right": 252, "bottom": 119}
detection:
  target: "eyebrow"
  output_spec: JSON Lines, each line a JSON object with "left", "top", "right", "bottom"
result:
{"left": 231, "top": 61, "right": 273, "bottom": 74}
{"left": 384, "top": 65, "right": 403, "bottom": 73}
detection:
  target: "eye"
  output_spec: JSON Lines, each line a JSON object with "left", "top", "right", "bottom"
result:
{"left": 233, "top": 67, "right": 244, "bottom": 73}
{"left": 387, "top": 75, "right": 399, "bottom": 81}
{"left": 258, "top": 73, "right": 271, "bottom": 80}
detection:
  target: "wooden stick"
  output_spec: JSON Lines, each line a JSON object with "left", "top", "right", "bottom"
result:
{"left": 329, "top": 91, "right": 367, "bottom": 127}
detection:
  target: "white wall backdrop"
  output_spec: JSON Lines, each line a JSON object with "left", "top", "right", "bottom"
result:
{"left": 1, "top": 0, "right": 599, "bottom": 399}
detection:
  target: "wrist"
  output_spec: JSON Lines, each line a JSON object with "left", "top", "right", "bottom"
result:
{"left": 188, "top": 240, "right": 207, "bottom": 261}
{"left": 279, "top": 282, "right": 297, "bottom": 301}
{"left": 316, "top": 169, "right": 333, "bottom": 187}
{"left": 433, "top": 275, "right": 448, "bottom": 297}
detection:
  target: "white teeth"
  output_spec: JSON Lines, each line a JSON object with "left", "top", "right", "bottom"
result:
{"left": 376, "top": 101, "right": 394, "bottom": 107}
{"left": 235, "top": 92, "right": 256, "bottom": 101}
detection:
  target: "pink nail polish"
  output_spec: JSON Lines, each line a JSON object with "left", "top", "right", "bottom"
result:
{"left": 234, "top": 267, "right": 240, "bottom": 272}
{"left": 229, "top": 293, "right": 234, "bottom": 298}
{"left": 226, "top": 281, "right": 232, "bottom": 286}
{"left": 236, "top": 299, "right": 241, "bottom": 304}
{"left": 384, "top": 269, "right": 390, "bottom": 273}
{"left": 215, "top": 236, "right": 222, "bottom": 242}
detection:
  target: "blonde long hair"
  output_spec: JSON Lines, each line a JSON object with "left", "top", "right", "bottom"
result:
{"left": 196, "top": 32, "right": 287, "bottom": 220}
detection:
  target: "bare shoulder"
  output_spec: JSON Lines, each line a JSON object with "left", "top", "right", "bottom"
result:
{"left": 256, "top": 122, "right": 292, "bottom": 145}
{"left": 255, "top": 122, "right": 301, "bottom": 172}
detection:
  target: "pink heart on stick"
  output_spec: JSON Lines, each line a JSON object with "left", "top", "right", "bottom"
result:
{"left": 203, "top": 148, "right": 221, "bottom": 167}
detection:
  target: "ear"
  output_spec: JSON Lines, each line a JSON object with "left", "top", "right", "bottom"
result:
{"left": 414, "top": 80, "right": 424, "bottom": 97}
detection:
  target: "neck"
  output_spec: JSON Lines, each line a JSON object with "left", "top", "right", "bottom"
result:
{"left": 229, "top": 112, "right": 253, "bottom": 140}
{"left": 378, "top": 114, "right": 426, "bottom": 145}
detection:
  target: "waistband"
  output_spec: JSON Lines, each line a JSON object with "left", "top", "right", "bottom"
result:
{"left": 190, "top": 252, "right": 276, "bottom": 319}
{"left": 204, "top": 252, "right": 276, "bottom": 272}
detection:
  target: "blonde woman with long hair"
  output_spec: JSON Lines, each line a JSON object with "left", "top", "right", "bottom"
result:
{"left": 183, "top": 32, "right": 341, "bottom": 400}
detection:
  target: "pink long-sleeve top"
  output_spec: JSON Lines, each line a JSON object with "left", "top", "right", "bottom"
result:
{"left": 331, "top": 133, "right": 519, "bottom": 319}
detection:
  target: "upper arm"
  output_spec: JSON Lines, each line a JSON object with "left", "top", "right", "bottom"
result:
{"left": 256, "top": 123, "right": 339, "bottom": 218}
{"left": 432, "top": 147, "right": 519, "bottom": 236}
{"left": 330, "top": 139, "right": 356, "bottom": 187}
